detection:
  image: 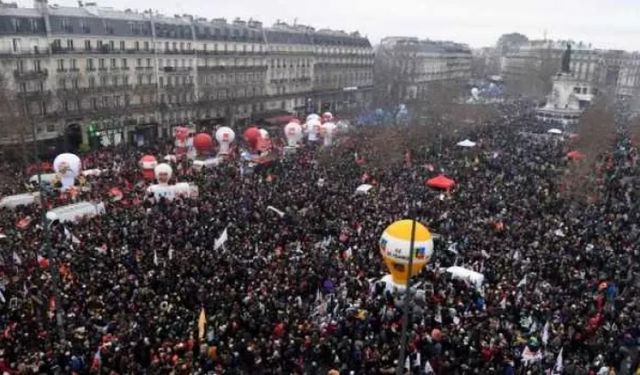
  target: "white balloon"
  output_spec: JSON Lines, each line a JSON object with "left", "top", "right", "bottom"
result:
{"left": 53, "top": 153, "right": 81, "bottom": 189}
{"left": 259, "top": 129, "right": 269, "bottom": 139}
{"left": 154, "top": 163, "right": 173, "bottom": 185}
{"left": 215, "top": 126, "right": 235, "bottom": 155}
{"left": 284, "top": 122, "right": 302, "bottom": 147}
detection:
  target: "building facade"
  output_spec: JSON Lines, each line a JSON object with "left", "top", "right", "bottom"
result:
{"left": 502, "top": 40, "right": 640, "bottom": 102}
{"left": 375, "top": 37, "right": 472, "bottom": 104}
{"left": 0, "top": 0, "right": 373, "bottom": 148}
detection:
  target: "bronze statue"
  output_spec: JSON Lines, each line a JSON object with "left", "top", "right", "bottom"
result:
{"left": 561, "top": 43, "right": 571, "bottom": 73}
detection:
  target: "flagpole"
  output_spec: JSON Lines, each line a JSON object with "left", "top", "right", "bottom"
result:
{"left": 30, "top": 111, "right": 66, "bottom": 345}
{"left": 396, "top": 215, "right": 417, "bottom": 375}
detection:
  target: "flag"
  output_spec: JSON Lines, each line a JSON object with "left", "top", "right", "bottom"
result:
{"left": 12, "top": 251, "right": 22, "bottom": 265}
{"left": 266, "top": 206, "right": 285, "bottom": 218}
{"left": 552, "top": 347, "right": 563, "bottom": 374}
{"left": 517, "top": 275, "right": 527, "bottom": 288}
{"left": 0, "top": 288, "right": 5, "bottom": 304}
{"left": 90, "top": 347, "right": 101, "bottom": 371}
{"left": 37, "top": 255, "right": 49, "bottom": 269}
{"left": 16, "top": 217, "right": 32, "bottom": 229}
{"left": 153, "top": 249, "right": 158, "bottom": 266}
{"left": 542, "top": 321, "right": 550, "bottom": 346}
{"left": 95, "top": 244, "right": 107, "bottom": 254}
{"left": 168, "top": 248, "right": 174, "bottom": 260}
{"left": 424, "top": 359, "right": 434, "bottom": 374}
{"left": 447, "top": 242, "right": 459, "bottom": 255}
{"left": 343, "top": 247, "right": 353, "bottom": 259}
{"left": 198, "top": 307, "right": 206, "bottom": 341}
{"left": 214, "top": 227, "right": 228, "bottom": 251}
{"left": 64, "top": 227, "right": 81, "bottom": 244}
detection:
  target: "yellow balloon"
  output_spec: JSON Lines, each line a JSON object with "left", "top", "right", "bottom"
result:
{"left": 379, "top": 219, "right": 434, "bottom": 286}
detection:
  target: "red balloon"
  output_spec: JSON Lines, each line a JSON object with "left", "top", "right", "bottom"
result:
{"left": 243, "top": 127, "right": 261, "bottom": 149}
{"left": 193, "top": 133, "right": 214, "bottom": 152}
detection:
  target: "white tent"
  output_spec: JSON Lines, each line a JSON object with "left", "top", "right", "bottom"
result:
{"left": 355, "top": 184, "right": 373, "bottom": 194}
{"left": 47, "top": 201, "right": 106, "bottom": 223}
{"left": 456, "top": 139, "right": 476, "bottom": 148}
{"left": 445, "top": 266, "right": 484, "bottom": 288}
{"left": 0, "top": 192, "right": 40, "bottom": 209}
{"left": 547, "top": 128, "right": 563, "bottom": 134}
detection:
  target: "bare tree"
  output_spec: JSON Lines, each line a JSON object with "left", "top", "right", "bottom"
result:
{"left": 0, "top": 73, "right": 30, "bottom": 163}
{"left": 563, "top": 98, "right": 616, "bottom": 200}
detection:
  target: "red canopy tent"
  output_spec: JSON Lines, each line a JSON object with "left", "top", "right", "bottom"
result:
{"left": 426, "top": 175, "right": 455, "bottom": 190}
{"left": 567, "top": 150, "right": 585, "bottom": 160}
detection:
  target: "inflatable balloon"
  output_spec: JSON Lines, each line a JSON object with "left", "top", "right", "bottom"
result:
{"left": 306, "top": 114, "right": 320, "bottom": 123}
{"left": 193, "top": 133, "right": 214, "bottom": 156}
{"left": 259, "top": 129, "right": 269, "bottom": 139}
{"left": 53, "top": 153, "right": 81, "bottom": 190}
{"left": 284, "top": 122, "right": 303, "bottom": 147}
{"left": 139, "top": 155, "right": 157, "bottom": 181}
{"left": 322, "top": 122, "right": 336, "bottom": 147}
{"left": 306, "top": 118, "right": 322, "bottom": 142}
{"left": 379, "top": 219, "right": 434, "bottom": 288}
{"left": 174, "top": 126, "right": 190, "bottom": 157}
{"left": 243, "top": 127, "right": 261, "bottom": 151}
{"left": 215, "top": 126, "right": 235, "bottom": 155}
{"left": 322, "top": 112, "right": 333, "bottom": 123}
{"left": 154, "top": 163, "right": 173, "bottom": 185}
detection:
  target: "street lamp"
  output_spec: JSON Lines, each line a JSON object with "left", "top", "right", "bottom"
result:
{"left": 44, "top": 211, "right": 67, "bottom": 344}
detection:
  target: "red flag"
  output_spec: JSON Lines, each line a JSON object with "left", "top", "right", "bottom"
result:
{"left": 37, "top": 255, "right": 49, "bottom": 269}
{"left": 16, "top": 217, "right": 32, "bottom": 230}
{"left": 109, "top": 187, "right": 123, "bottom": 202}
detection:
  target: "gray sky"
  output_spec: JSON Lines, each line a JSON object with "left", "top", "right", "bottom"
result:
{"left": 19, "top": 0, "right": 640, "bottom": 51}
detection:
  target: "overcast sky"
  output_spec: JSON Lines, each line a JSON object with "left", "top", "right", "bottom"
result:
{"left": 18, "top": 0, "right": 640, "bottom": 51}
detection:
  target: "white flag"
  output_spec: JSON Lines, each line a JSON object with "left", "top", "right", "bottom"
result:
{"left": 64, "top": 227, "right": 81, "bottom": 244}
{"left": 12, "top": 251, "right": 22, "bottom": 265}
{"left": 553, "top": 347, "right": 564, "bottom": 374}
{"left": 168, "top": 248, "right": 174, "bottom": 260}
{"left": 214, "top": 227, "right": 229, "bottom": 251}
{"left": 153, "top": 249, "right": 158, "bottom": 266}
{"left": 517, "top": 275, "right": 527, "bottom": 288}
{"left": 542, "top": 321, "right": 550, "bottom": 346}
{"left": 447, "top": 242, "right": 458, "bottom": 255}
{"left": 266, "top": 206, "right": 285, "bottom": 218}
{"left": 424, "top": 359, "right": 434, "bottom": 374}
{"left": 0, "top": 288, "right": 5, "bottom": 304}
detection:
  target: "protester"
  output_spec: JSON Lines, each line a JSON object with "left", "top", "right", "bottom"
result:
{"left": 0, "top": 103, "right": 639, "bottom": 374}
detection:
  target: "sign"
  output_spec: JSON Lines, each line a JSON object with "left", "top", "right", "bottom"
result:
{"left": 147, "top": 183, "right": 198, "bottom": 201}
{"left": 0, "top": 192, "right": 40, "bottom": 209}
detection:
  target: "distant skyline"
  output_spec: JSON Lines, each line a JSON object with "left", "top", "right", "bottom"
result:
{"left": 15, "top": 0, "right": 640, "bottom": 51}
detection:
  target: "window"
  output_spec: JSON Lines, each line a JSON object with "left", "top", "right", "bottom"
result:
{"left": 71, "top": 78, "right": 78, "bottom": 89}
{"left": 100, "top": 76, "right": 107, "bottom": 86}
{"left": 165, "top": 42, "right": 169, "bottom": 51}
{"left": 16, "top": 60, "right": 24, "bottom": 73}
{"left": 91, "top": 98, "right": 98, "bottom": 110}
{"left": 180, "top": 42, "right": 184, "bottom": 51}
{"left": 84, "top": 40, "right": 91, "bottom": 50}
{"left": 59, "top": 78, "right": 67, "bottom": 90}
{"left": 120, "top": 41, "right": 125, "bottom": 50}
{"left": 99, "top": 58, "right": 105, "bottom": 69}
{"left": 146, "top": 58, "right": 151, "bottom": 67}
{"left": 137, "top": 58, "right": 142, "bottom": 67}
{"left": 144, "top": 41, "right": 149, "bottom": 51}
{"left": 187, "top": 42, "right": 191, "bottom": 50}
{"left": 33, "top": 60, "right": 41, "bottom": 72}
{"left": 70, "top": 59, "right": 77, "bottom": 70}
{"left": 19, "top": 82, "right": 27, "bottom": 93}
{"left": 88, "top": 76, "right": 95, "bottom": 88}
{"left": 135, "top": 41, "right": 140, "bottom": 50}
{"left": 137, "top": 75, "right": 143, "bottom": 85}
{"left": 12, "top": 38, "right": 20, "bottom": 53}
{"left": 112, "top": 76, "right": 119, "bottom": 87}
{"left": 110, "top": 58, "right": 116, "bottom": 69}
{"left": 97, "top": 40, "right": 103, "bottom": 49}
{"left": 66, "top": 39, "right": 74, "bottom": 50}
{"left": 57, "top": 59, "right": 65, "bottom": 71}
{"left": 87, "top": 58, "right": 94, "bottom": 70}
{"left": 159, "top": 77, "right": 164, "bottom": 87}
{"left": 109, "top": 40, "right": 114, "bottom": 50}
{"left": 123, "top": 76, "right": 129, "bottom": 86}
{"left": 102, "top": 96, "right": 108, "bottom": 107}
{"left": 121, "top": 58, "right": 128, "bottom": 69}
{"left": 173, "top": 42, "right": 177, "bottom": 51}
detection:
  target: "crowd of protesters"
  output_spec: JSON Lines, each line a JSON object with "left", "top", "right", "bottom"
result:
{"left": 0, "top": 103, "right": 639, "bottom": 375}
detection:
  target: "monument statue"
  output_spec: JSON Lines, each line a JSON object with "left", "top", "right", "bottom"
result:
{"left": 561, "top": 43, "right": 572, "bottom": 73}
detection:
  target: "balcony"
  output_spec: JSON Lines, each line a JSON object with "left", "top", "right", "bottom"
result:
{"left": 13, "top": 69, "right": 48, "bottom": 81}
{"left": 17, "top": 90, "right": 52, "bottom": 101}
